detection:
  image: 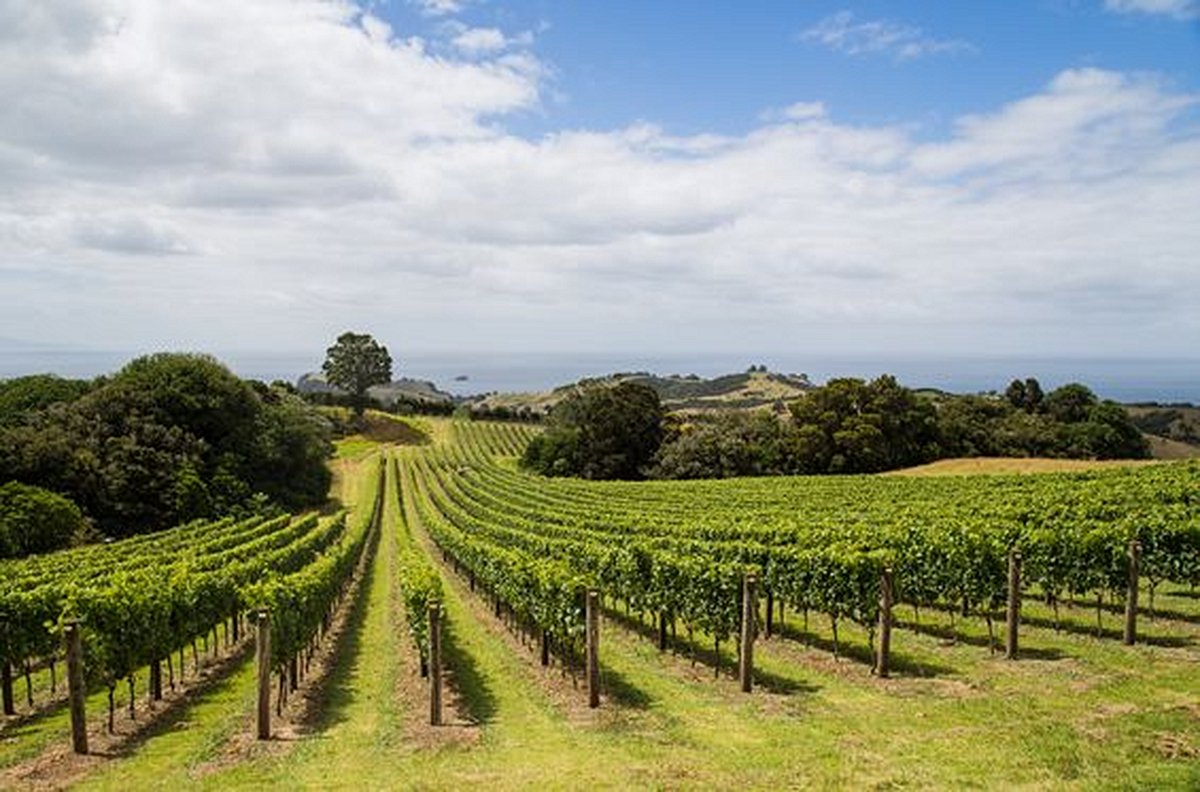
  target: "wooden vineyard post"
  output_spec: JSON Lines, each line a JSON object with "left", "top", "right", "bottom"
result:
{"left": 429, "top": 603, "right": 443, "bottom": 726}
{"left": 1, "top": 660, "right": 13, "bottom": 716}
{"left": 658, "top": 612, "right": 668, "bottom": 652}
{"left": 150, "top": 658, "right": 163, "bottom": 701}
{"left": 255, "top": 610, "right": 272, "bottom": 740}
{"left": 876, "top": 567, "right": 893, "bottom": 679}
{"left": 1124, "top": 540, "right": 1140, "bottom": 646}
{"left": 740, "top": 573, "right": 757, "bottom": 693}
{"left": 1005, "top": 551, "right": 1022, "bottom": 660}
{"left": 540, "top": 629, "right": 550, "bottom": 667}
{"left": 65, "top": 620, "right": 88, "bottom": 755}
{"left": 586, "top": 589, "right": 600, "bottom": 709}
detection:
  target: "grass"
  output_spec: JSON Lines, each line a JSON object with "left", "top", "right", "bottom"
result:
{"left": 888, "top": 457, "right": 1164, "bottom": 476}
{"left": 333, "top": 411, "right": 430, "bottom": 461}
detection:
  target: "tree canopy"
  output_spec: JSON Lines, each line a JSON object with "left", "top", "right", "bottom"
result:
{"left": 322, "top": 332, "right": 393, "bottom": 418}
{"left": 0, "top": 374, "right": 91, "bottom": 427}
{"left": 940, "top": 380, "right": 1148, "bottom": 460}
{"left": 640, "top": 375, "right": 1149, "bottom": 481}
{"left": 522, "top": 381, "right": 664, "bottom": 479}
{"left": 788, "top": 375, "right": 940, "bottom": 474}
{"left": 0, "top": 481, "right": 86, "bottom": 559}
{"left": 0, "top": 353, "right": 332, "bottom": 538}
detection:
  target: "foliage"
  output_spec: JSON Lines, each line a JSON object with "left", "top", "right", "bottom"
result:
{"left": 0, "top": 481, "right": 86, "bottom": 559}
{"left": 0, "top": 375, "right": 92, "bottom": 427}
{"left": 573, "top": 374, "right": 1149, "bottom": 484}
{"left": 1004, "top": 377, "right": 1044, "bottom": 412}
{"left": 649, "top": 411, "right": 801, "bottom": 479}
{"left": 322, "top": 332, "right": 393, "bottom": 418}
{"left": 411, "top": 420, "right": 1200, "bottom": 657}
{"left": 0, "top": 496, "right": 366, "bottom": 697}
{"left": 0, "top": 354, "right": 332, "bottom": 538}
{"left": 937, "top": 381, "right": 1149, "bottom": 460}
{"left": 788, "top": 375, "right": 940, "bottom": 474}
{"left": 521, "top": 381, "right": 664, "bottom": 480}
{"left": 390, "top": 456, "right": 443, "bottom": 660}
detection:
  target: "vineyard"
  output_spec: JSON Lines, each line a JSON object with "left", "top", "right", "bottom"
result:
{"left": 408, "top": 420, "right": 1199, "bottom": 666}
{"left": 2, "top": 417, "right": 1198, "bottom": 789}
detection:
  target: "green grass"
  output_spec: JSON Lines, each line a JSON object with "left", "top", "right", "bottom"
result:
{"left": 0, "top": 636, "right": 244, "bottom": 774}
{"left": 333, "top": 437, "right": 380, "bottom": 460}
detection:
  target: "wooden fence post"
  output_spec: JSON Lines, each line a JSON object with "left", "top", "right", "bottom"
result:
{"left": 765, "top": 589, "right": 774, "bottom": 638}
{"left": 1, "top": 660, "right": 13, "bottom": 716}
{"left": 255, "top": 610, "right": 272, "bottom": 740}
{"left": 876, "top": 567, "right": 893, "bottom": 678}
{"left": 1005, "top": 551, "right": 1022, "bottom": 660}
{"left": 1124, "top": 541, "right": 1140, "bottom": 646}
{"left": 65, "top": 620, "right": 88, "bottom": 755}
{"left": 586, "top": 589, "right": 600, "bottom": 709}
{"left": 150, "top": 658, "right": 163, "bottom": 701}
{"left": 739, "top": 573, "right": 757, "bottom": 692}
{"left": 429, "top": 603, "right": 443, "bottom": 726}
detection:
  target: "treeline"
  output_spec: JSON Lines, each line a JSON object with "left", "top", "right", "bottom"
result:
{"left": 0, "top": 353, "right": 333, "bottom": 554}
{"left": 522, "top": 375, "right": 1150, "bottom": 480}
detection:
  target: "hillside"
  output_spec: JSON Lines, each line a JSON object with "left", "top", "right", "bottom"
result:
{"left": 297, "top": 371, "right": 456, "bottom": 406}
{"left": 1127, "top": 403, "right": 1200, "bottom": 456}
{"left": 471, "top": 369, "right": 813, "bottom": 415}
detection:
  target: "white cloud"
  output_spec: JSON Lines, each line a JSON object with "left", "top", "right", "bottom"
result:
{"left": 452, "top": 26, "right": 505, "bottom": 54}
{"left": 911, "top": 69, "right": 1197, "bottom": 179}
{"left": 800, "top": 11, "right": 974, "bottom": 61}
{"left": 1103, "top": 0, "right": 1200, "bottom": 19}
{"left": 450, "top": 25, "right": 533, "bottom": 56}
{"left": 781, "top": 102, "right": 828, "bottom": 122}
{"left": 413, "top": 0, "right": 464, "bottom": 17}
{"left": 0, "top": 1, "right": 1197, "bottom": 363}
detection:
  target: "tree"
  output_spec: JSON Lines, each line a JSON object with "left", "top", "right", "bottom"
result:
{"left": 322, "top": 332, "right": 393, "bottom": 419}
{"left": 0, "top": 481, "right": 86, "bottom": 559}
{"left": 0, "top": 374, "right": 91, "bottom": 427}
{"left": 787, "top": 375, "right": 939, "bottom": 474}
{"left": 522, "top": 382, "right": 664, "bottom": 480}
{"left": 650, "top": 411, "right": 800, "bottom": 479}
{"left": 1004, "top": 377, "right": 1043, "bottom": 413}
{"left": 0, "top": 353, "right": 332, "bottom": 539}
{"left": 1004, "top": 379, "right": 1027, "bottom": 411}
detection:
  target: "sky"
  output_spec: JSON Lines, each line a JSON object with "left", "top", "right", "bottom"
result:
{"left": 1, "top": 0, "right": 1198, "bottom": 374}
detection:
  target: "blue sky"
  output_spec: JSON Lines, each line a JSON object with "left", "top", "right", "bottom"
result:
{"left": 380, "top": 0, "right": 1200, "bottom": 136}
{"left": 0, "top": 0, "right": 1198, "bottom": 375}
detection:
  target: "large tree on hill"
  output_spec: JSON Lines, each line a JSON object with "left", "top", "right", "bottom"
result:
{"left": 322, "top": 331, "right": 393, "bottom": 418}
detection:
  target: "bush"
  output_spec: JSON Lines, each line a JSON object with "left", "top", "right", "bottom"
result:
{"left": 0, "top": 481, "right": 86, "bottom": 558}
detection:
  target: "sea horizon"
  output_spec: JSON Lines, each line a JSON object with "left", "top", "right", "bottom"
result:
{"left": 1, "top": 346, "right": 1197, "bottom": 405}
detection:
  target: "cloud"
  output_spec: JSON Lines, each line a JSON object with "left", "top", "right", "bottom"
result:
{"left": 449, "top": 25, "right": 534, "bottom": 56}
{"left": 1103, "top": 0, "right": 1200, "bottom": 19}
{"left": 412, "top": 0, "right": 465, "bottom": 17}
{"left": 800, "top": 11, "right": 974, "bottom": 61}
{"left": 0, "top": 2, "right": 1196, "bottom": 362}
{"left": 72, "top": 215, "right": 193, "bottom": 256}
{"left": 910, "top": 68, "right": 1198, "bottom": 180}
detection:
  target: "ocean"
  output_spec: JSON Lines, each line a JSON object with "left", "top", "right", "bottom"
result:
{"left": 1, "top": 348, "right": 1197, "bottom": 404}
